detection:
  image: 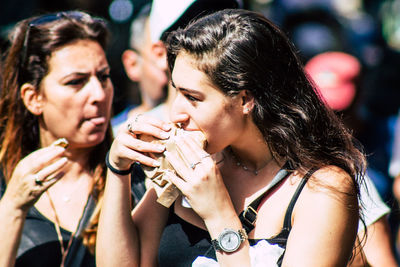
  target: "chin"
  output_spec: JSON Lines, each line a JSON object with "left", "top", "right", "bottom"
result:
{"left": 204, "top": 143, "right": 221, "bottom": 155}
{"left": 83, "top": 132, "right": 106, "bottom": 147}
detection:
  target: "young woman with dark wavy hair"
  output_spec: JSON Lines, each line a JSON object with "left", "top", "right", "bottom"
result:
{"left": 98, "top": 9, "right": 366, "bottom": 267}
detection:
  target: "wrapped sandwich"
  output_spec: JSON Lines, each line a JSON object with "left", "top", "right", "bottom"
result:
{"left": 140, "top": 124, "right": 206, "bottom": 207}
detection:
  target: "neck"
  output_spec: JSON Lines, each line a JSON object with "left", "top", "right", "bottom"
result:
{"left": 229, "top": 122, "right": 276, "bottom": 172}
{"left": 141, "top": 91, "right": 161, "bottom": 110}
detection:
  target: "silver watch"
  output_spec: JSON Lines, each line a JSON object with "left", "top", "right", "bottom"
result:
{"left": 211, "top": 228, "right": 248, "bottom": 253}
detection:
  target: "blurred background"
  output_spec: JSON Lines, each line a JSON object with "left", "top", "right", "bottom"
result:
{"left": 1, "top": 0, "right": 400, "bottom": 260}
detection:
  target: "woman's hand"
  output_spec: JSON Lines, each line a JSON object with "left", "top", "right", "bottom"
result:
{"left": 3, "top": 142, "right": 67, "bottom": 212}
{"left": 164, "top": 135, "right": 234, "bottom": 223}
{"left": 108, "top": 115, "right": 172, "bottom": 172}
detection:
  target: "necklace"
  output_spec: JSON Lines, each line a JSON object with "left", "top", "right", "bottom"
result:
{"left": 46, "top": 191, "right": 79, "bottom": 267}
{"left": 228, "top": 146, "right": 271, "bottom": 175}
{"left": 61, "top": 177, "right": 86, "bottom": 202}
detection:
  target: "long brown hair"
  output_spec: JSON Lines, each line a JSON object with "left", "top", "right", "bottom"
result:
{"left": 166, "top": 9, "right": 366, "bottom": 183}
{"left": 0, "top": 10, "right": 112, "bottom": 253}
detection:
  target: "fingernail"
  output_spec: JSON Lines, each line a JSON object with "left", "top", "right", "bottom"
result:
{"left": 156, "top": 144, "right": 165, "bottom": 152}
{"left": 163, "top": 124, "right": 171, "bottom": 131}
{"left": 52, "top": 138, "right": 69, "bottom": 148}
{"left": 160, "top": 131, "right": 170, "bottom": 139}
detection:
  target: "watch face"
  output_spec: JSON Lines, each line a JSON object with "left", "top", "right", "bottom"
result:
{"left": 219, "top": 230, "right": 241, "bottom": 252}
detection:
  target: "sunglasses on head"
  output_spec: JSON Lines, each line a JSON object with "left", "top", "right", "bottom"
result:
{"left": 21, "top": 11, "right": 105, "bottom": 65}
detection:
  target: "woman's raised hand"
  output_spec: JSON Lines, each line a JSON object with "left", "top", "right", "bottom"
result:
{"left": 164, "top": 135, "right": 233, "bottom": 223}
{"left": 3, "top": 140, "right": 68, "bottom": 212}
{"left": 108, "top": 114, "right": 171, "bottom": 172}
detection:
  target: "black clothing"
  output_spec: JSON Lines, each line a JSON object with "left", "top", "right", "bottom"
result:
{"left": 158, "top": 173, "right": 312, "bottom": 267}
{"left": 0, "top": 164, "right": 147, "bottom": 267}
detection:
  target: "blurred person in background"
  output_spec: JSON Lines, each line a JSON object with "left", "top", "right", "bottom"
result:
{"left": 306, "top": 51, "right": 398, "bottom": 267}
{"left": 112, "top": 3, "right": 168, "bottom": 134}
{"left": 0, "top": 10, "right": 113, "bottom": 266}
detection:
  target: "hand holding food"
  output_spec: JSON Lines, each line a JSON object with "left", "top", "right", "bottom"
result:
{"left": 140, "top": 124, "right": 206, "bottom": 207}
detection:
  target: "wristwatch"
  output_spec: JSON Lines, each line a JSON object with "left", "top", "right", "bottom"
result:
{"left": 211, "top": 228, "right": 248, "bottom": 253}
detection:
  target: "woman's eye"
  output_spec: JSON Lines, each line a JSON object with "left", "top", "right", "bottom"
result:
{"left": 66, "top": 78, "right": 86, "bottom": 86}
{"left": 184, "top": 94, "right": 199, "bottom": 102}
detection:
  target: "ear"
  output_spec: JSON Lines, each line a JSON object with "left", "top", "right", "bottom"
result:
{"left": 122, "top": 49, "right": 142, "bottom": 82}
{"left": 239, "top": 90, "right": 255, "bottom": 115}
{"left": 150, "top": 40, "right": 168, "bottom": 71}
{"left": 20, "top": 83, "right": 43, "bottom": 115}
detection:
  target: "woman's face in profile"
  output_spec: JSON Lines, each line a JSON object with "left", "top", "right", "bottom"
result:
{"left": 170, "top": 52, "right": 246, "bottom": 154}
{"left": 37, "top": 39, "right": 113, "bottom": 148}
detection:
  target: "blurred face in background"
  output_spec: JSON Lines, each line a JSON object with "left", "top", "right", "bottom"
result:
{"left": 138, "top": 21, "right": 168, "bottom": 102}
{"left": 123, "top": 20, "right": 168, "bottom": 106}
{"left": 36, "top": 39, "right": 113, "bottom": 148}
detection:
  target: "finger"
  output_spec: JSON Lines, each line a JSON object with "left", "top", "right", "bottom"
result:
{"left": 163, "top": 170, "right": 188, "bottom": 194}
{"left": 33, "top": 156, "right": 68, "bottom": 186}
{"left": 122, "top": 133, "right": 166, "bottom": 154}
{"left": 175, "top": 135, "right": 209, "bottom": 166}
{"left": 164, "top": 151, "right": 191, "bottom": 180}
{"left": 40, "top": 171, "right": 65, "bottom": 191}
{"left": 182, "top": 135, "right": 210, "bottom": 159}
{"left": 125, "top": 116, "right": 171, "bottom": 139}
{"left": 21, "top": 145, "right": 66, "bottom": 175}
{"left": 35, "top": 157, "right": 68, "bottom": 182}
{"left": 119, "top": 144, "right": 161, "bottom": 168}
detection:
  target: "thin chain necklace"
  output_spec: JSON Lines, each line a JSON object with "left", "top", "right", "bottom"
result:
{"left": 228, "top": 146, "right": 271, "bottom": 175}
{"left": 61, "top": 177, "right": 86, "bottom": 203}
{"left": 46, "top": 191, "right": 78, "bottom": 267}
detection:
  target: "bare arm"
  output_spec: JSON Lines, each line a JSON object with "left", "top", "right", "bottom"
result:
{"left": 96, "top": 169, "right": 140, "bottom": 266}
{"left": 96, "top": 116, "right": 172, "bottom": 266}
{"left": 349, "top": 216, "right": 398, "bottom": 267}
{"left": 282, "top": 167, "right": 359, "bottom": 267}
{"left": 0, "top": 199, "right": 27, "bottom": 267}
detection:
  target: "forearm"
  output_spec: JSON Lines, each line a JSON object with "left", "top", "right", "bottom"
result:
{"left": 0, "top": 197, "right": 27, "bottom": 267}
{"left": 96, "top": 171, "right": 139, "bottom": 267}
{"left": 205, "top": 207, "right": 251, "bottom": 266}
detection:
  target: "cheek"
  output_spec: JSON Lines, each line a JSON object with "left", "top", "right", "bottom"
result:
{"left": 200, "top": 107, "right": 239, "bottom": 153}
{"left": 41, "top": 93, "right": 82, "bottom": 124}
{"left": 105, "top": 87, "right": 114, "bottom": 111}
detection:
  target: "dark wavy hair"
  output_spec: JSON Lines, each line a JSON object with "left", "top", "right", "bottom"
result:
{"left": 166, "top": 9, "right": 366, "bottom": 186}
{"left": 0, "top": 10, "right": 112, "bottom": 254}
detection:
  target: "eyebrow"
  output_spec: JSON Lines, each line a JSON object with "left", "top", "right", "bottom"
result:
{"left": 170, "top": 79, "right": 200, "bottom": 95}
{"left": 62, "top": 66, "right": 110, "bottom": 79}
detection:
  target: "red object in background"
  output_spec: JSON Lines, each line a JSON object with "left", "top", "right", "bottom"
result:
{"left": 305, "top": 51, "right": 361, "bottom": 111}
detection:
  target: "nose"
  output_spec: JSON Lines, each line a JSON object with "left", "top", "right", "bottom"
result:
{"left": 169, "top": 93, "right": 189, "bottom": 125}
{"left": 88, "top": 76, "right": 108, "bottom": 103}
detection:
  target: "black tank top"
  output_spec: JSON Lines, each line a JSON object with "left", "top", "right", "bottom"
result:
{"left": 158, "top": 169, "right": 315, "bottom": 267}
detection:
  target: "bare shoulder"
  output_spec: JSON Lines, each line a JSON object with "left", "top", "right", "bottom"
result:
{"left": 306, "top": 165, "right": 357, "bottom": 198}
{"left": 292, "top": 165, "right": 358, "bottom": 220}
{"left": 282, "top": 165, "right": 359, "bottom": 266}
